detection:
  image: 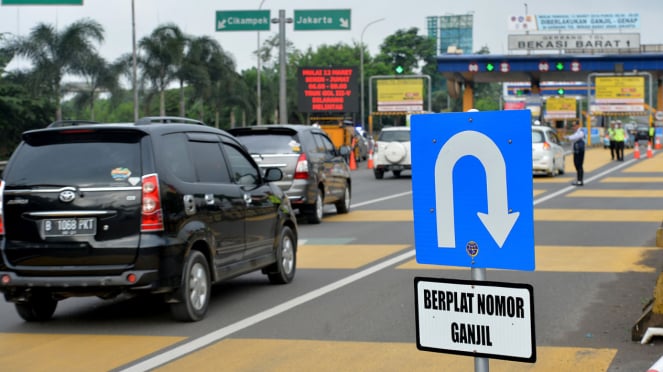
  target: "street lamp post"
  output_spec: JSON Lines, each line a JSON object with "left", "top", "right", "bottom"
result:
{"left": 360, "top": 18, "right": 385, "bottom": 130}
{"left": 256, "top": 0, "right": 266, "bottom": 125}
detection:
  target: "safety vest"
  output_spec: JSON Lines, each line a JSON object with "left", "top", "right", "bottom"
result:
{"left": 650, "top": 127, "right": 655, "bottom": 136}
{"left": 614, "top": 128, "right": 625, "bottom": 142}
{"left": 607, "top": 128, "right": 615, "bottom": 140}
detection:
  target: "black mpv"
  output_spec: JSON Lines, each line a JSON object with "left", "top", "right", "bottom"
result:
{"left": 0, "top": 117, "right": 298, "bottom": 322}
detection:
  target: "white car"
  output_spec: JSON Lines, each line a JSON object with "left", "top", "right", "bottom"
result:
{"left": 532, "top": 125, "right": 565, "bottom": 177}
{"left": 373, "top": 126, "right": 411, "bottom": 179}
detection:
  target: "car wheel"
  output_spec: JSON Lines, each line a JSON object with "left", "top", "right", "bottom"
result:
{"left": 374, "top": 169, "right": 384, "bottom": 179}
{"left": 306, "top": 189, "right": 324, "bottom": 224}
{"left": 170, "top": 250, "right": 210, "bottom": 322}
{"left": 393, "top": 170, "right": 401, "bottom": 178}
{"left": 335, "top": 183, "right": 351, "bottom": 214}
{"left": 15, "top": 291, "right": 58, "bottom": 322}
{"left": 267, "top": 226, "right": 297, "bottom": 284}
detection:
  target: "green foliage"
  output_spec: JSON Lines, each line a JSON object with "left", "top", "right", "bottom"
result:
{"left": 0, "top": 82, "right": 54, "bottom": 157}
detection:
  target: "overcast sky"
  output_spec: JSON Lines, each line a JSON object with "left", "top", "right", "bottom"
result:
{"left": 0, "top": 0, "right": 660, "bottom": 72}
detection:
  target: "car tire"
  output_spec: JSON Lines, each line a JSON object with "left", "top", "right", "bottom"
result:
{"left": 306, "top": 189, "right": 324, "bottom": 224}
{"left": 335, "top": 183, "right": 351, "bottom": 214}
{"left": 374, "top": 169, "right": 384, "bottom": 179}
{"left": 170, "top": 250, "right": 210, "bottom": 322}
{"left": 393, "top": 170, "right": 401, "bottom": 178}
{"left": 267, "top": 226, "right": 297, "bottom": 284}
{"left": 15, "top": 291, "right": 58, "bottom": 322}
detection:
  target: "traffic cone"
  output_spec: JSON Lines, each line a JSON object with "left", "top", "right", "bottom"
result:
{"left": 647, "top": 141, "right": 653, "bottom": 158}
{"left": 656, "top": 136, "right": 662, "bottom": 150}
{"left": 367, "top": 149, "right": 374, "bottom": 169}
{"left": 634, "top": 141, "right": 640, "bottom": 159}
{"left": 349, "top": 138, "right": 357, "bottom": 170}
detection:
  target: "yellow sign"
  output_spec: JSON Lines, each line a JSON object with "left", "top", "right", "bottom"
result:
{"left": 545, "top": 97, "right": 577, "bottom": 119}
{"left": 377, "top": 79, "right": 423, "bottom": 112}
{"left": 595, "top": 76, "right": 644, "bottom": 102}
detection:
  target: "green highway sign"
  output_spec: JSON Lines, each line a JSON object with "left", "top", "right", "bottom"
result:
{"left": 216, "top": 10, "right": 270, "bottom": 32}
{"left": 294, "top": 9, "right": 351, "bottom": 31}
{"left": 2, "top": 0, "right": 82, "bottom": 4}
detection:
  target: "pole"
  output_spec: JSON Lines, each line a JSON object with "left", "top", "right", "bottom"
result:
{"left": 256, "top": 0, "right": 266, "bottom": 125}
{"left": 472, "top": 267, "right": 489, "bottom": 372}
{"left": 360, "top": 18, "right": 385, "bottom": 127}
{"left": 272, "top": 10, "right": 292, "bottom": 124}
{"left": 131, "top": 0, "right": 138, "bottom": 122}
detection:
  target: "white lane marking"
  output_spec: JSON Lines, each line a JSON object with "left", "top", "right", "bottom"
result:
{"left": 121, "top": 250, "right": 416, "bottom": 371}
{"left": 351, "top": 191, "right": 412, "bottom": 208}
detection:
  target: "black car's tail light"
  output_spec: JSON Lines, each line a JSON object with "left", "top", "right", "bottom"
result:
{"left": 0, "top": 180, "right": 4, "bottom": 236}
{"left": 141, "top": 174, "right": 164, "bottom": 232}
{"left": 294, "top": 153, "right": 309, "bottom": 179}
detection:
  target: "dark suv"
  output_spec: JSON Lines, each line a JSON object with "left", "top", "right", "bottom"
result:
{"left": 228, "top": 125, "right": 351, "bottom": 224}
{"left": 0, "top": 117, "right": 298, "bottom": 322}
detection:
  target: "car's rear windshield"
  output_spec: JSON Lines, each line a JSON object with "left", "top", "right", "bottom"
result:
{"left": 5, "top": 132, "right": 142, "bottom": 187}
{"left": 378, "top": 130, "right": 410, "bottom": 142}
{"left": 532, "top": 130, "right": 545, "bottom": 143}
{"left": 235, "top": 134, "right": 302, "bottom": 155}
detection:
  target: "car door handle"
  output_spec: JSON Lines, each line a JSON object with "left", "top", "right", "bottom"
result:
{"left": 205, "top": 194, "right": 215, "bottom": 205}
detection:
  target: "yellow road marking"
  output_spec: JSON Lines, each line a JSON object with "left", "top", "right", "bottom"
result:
{"left": 533, "top": 189, "right": 546, "bottom": 196}
{"left": 398, "top": 246, "right": 659, "bottom": 272}
{"left": 156, "top": 339, "right": 616, "bottom": 372}
{"left": 567, "top": 189, "right": 663, "bottom": 197}
{"left": 601, "top": 177, "right": 663, "bottom": 183}
{"left": 623, "top": 151, "right": 663, "bottom": 173}
{"left": 0, "top": 333, "right": 184, "bottom": 371}
{"left": 536, "top": 209, "right": 662, "bottom": 222}
{"left": 327, "top": 209, "right": 662, "bottom": 222}
{"left": 534, "top": 177, "right": 573, "bottom": 184}
{"left": 299, "top": 244, "right": 410, "bottom": 269}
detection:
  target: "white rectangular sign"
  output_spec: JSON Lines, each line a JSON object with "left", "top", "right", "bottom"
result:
{"left": 415, "top": 277, "right": 536, "bottom": 363}
{"left": 508, "top": 33, "right": 640, "bottom": 51}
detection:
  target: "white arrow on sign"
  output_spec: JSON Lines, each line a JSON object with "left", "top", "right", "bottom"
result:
{"left": 339, "top": 18, "right": 350, "bottom": 28}
{"left": 435, "top": 130, "right": 519, "bottom": 248}
{"left": 217, "top": 19, "right": 227, "bottom": 29}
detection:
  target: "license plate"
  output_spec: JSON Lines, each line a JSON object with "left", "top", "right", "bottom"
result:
{"left": 43, "top": 218, "right": 97, "bottom": 237}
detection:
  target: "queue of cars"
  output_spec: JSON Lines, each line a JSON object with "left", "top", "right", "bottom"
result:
{"left": 0, "top": 117, "right": 299, "bottom": 322}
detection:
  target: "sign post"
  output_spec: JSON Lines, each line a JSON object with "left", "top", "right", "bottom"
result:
{"left": 410, "top": 110, "right": 536, "bottom": 369}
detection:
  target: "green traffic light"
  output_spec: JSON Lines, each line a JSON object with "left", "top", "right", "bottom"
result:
{"left": 555, "top": 62, "right": 564, "bottom": 71}
{"left": 557, "top": 88, "right": 565, "bottom": 95}
{"left": 486, "top": 63, "right": 495, "bottom": 72}
{"left": 395, "top": 65, "right": 404, "bottom": 74}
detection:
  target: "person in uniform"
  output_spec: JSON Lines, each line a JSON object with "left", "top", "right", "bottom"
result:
{"left": 649, "top": 125, "right": 655, "bottom": 146}
{"left": 565, "top": 122, "right": 586, "bottom": 186}
{"left": 608, "top": 122, "right": 616, "bottom": 160}
{"left": 614, "top": 121, "right": 625, "bottom": 161}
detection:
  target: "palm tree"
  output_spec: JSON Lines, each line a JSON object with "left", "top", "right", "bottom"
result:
{"left": 68, "top": 53, "right": 120, "bottom": 121}
{"left": 2, "top": 18, "right": 104, "bottom": 121}
{"left": 138, "top": 24, "right": 185, "bottom": 116}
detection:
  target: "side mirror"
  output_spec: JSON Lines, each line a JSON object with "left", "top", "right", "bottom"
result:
{"left": 263, "top": 167, "right": 283, "bottom": 182}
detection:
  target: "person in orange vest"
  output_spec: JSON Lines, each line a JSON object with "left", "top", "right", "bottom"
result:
{"left": 613, "top": 121, "right": 625, "bottom": 161}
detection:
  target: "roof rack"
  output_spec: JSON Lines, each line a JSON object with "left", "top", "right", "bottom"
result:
{"left": 47, "top": 120, "right": 100, "bottom": 128}
{"left": 136, "top": 116, "right": 204, "bottom": 126}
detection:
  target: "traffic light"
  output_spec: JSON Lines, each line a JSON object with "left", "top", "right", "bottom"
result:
{"left": 394, "top": 65, "right": 404, "bottom": 74}
{"left": 555, "top": 62, "right": 565, "bottom": 71}
{"left": 485, "top": 62, "right": 495, "bottom": 72}
{"left": 557, "top": 88, "right": 565, "bottom": 95}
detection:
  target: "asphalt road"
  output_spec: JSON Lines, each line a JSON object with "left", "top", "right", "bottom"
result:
{"left": 0, "top": 145, "right": 662, "bottom": 371}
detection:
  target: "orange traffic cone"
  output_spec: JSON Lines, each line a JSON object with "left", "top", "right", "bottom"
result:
{"left": 349, "top": 138, "right": 357, "bottom": 171}
{"left": 656, "top": 136, "right": 662, "bottom": 150}
{"left": 647, "top": 141, "right": 653, "bottom": 158}
{"left": 367, "top": 149, "right": 374, "bottom": 169}
{"left": 634, "top": 141, "right": 640, "bottom": 159}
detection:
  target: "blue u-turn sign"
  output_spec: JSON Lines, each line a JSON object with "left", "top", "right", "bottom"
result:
{"left": 411, "top": 110, "right": 535, "bottom": 271}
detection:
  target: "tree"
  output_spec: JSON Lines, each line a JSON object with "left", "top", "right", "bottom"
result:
{"left": 2, "top": 18, "right": 104, "bottom": 121}
{"left": 375, "top": 28, "right": 436, "bottom": 75}
{"left": 68, "top": 53, "right": 120, "bottom": 120}
{"left": 139, "top": 24, "right": 186, "bottom": 116}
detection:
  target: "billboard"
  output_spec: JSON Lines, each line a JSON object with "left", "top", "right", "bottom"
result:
{"left": 377, "top": 79, "right": 424, "bottom": 112}
{"left": 508, "top": 33, "right": 640, "bottom": 51}
{"left": 507, "top": 13, "right": 639, "bottom": 31}
{"left": 545, "top": 97, "right": 577, "bottom": 119}
{"left": 297, "top": 67, "right": 358, "bottom": 113}
{"left": 591, "top": 76, "right": 644, "bottom": 113}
